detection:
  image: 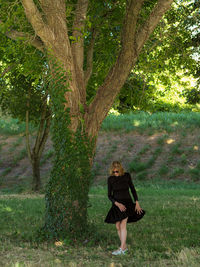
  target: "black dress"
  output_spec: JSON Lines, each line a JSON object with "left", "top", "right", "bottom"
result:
{"left": 104, "top": 172, "right": 145, "bottom": 224}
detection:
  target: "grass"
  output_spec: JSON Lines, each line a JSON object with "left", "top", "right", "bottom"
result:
{"left": 0, "top": 117, "right": 35, "bottom": 136}
{"left": 158, "top": 165, "right": 169, "bottom": 176}
{"left": 2, "top": 112, "right": 200, "bottom": 136}
{"left": 8, "top": 137, "right": 23, "bottom": 152}
{"left": 1, "top": 167, "right": 12, "bottom": 177}
{"left": 189, "top": 168, "right": 200, "bottom": 181}
{"left": 170, "top": 143, "right": 183, "bottom": 155}
{"left": 1, "top": 112, "right": 200, "bottom": 265}
{"left": 169, "top": 167, "right": 185, "bottom": 179}
{"left": 12, "top": 148, "right": 27, "bottom": 166}
{"left": 0, "top": 142, "right": 7, "bottom": 151}
{"left": 128, "top": 146, "right": 163, "bottom": 174}
{"left": 0, "top": 179, "right": 200, "bottom": 266}
{"left": 40, "top": 149, "right": 54, "bottom": 165}
{"left": 101, "top": 111, "right": 200, "bottom": 133}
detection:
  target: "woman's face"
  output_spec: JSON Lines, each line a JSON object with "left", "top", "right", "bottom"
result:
{"left": 112, "top": 168, "right": 120, "bottom": 176}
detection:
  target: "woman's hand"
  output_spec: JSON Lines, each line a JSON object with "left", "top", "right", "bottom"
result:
{"left": 135, "top": 201, "right": 143, "bottom": 214}
{"left": 115, "top": 201, "right": 126, "bottom": 212}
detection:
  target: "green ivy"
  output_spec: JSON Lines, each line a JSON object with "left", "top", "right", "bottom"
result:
{"left": 42, "top": 56, "right": 94, "bottom": 239}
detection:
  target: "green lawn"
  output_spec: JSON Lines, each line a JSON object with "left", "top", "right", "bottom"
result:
{"left": 0, "top": 180, "right": 200, "bottom": 266}
{"left": 2, "top": 111, "right": 200, "bottom": 136}
{"left": 101, "top": 111, "right": 200, "bottom": 133}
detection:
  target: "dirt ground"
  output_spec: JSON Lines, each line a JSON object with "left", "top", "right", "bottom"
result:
{"left": 0, "top": 129, "right": 200, "bottom": 190}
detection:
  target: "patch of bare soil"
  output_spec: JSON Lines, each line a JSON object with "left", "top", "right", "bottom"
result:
{"left": 1, "top": 129, "right": 200, "bottom": 190}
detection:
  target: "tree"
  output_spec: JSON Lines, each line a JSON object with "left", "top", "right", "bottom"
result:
{"left": 0, "top": 0, "right": 174, "bottom": 238}
{"left": 0, "top": 33, "right": 51, "bottom": 191}
{"left": 0, "top": 66, "right": 51, "bottom": 191}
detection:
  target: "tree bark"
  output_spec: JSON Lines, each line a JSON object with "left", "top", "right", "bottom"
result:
{"left": 32, "top": 155, "right": 41, "bottom": 191}
{"left": 26, "top": 91, "right": 51, "bottom": 191}
{"left": 21, "top": 0, "right": 82, "bottom": 132}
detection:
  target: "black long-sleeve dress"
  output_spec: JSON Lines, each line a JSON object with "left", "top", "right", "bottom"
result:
{"left": 104, "top": 172, "right": 145, "bottom": 224}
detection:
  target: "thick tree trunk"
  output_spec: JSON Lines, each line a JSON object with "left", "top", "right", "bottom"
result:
{"left": 43, "top": 96, "right": 93, "bottom": 238}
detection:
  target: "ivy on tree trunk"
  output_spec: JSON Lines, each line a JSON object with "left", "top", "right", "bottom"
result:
{"left": 43, "top": 62, "right": 94, "bottom": 238}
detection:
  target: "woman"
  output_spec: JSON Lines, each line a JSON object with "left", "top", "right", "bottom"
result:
{"left": 105, "top": 161, "right": 145, "bottom": 255}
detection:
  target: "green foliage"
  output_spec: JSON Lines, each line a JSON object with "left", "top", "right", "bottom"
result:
{"left": 128, "top": 145, "right": 163, "bottom": 175}
{"left": 146, "top": 99, "right": 193, "bottom": 113}
{"left": 0, "top": 117, "right": 35, "bottom": 135}
{"left": 156, "top": 135, "right": 168, "bottom": 145}
{"left": 136, "top": 170, "right": 148, "bottom": 180}
{"left": 0, "top": 23, "right": 46, "bottom": 126}
{"left": 188, "top": 160, "right": 200, "bottom": 181}
{"left": 171, "top": 142, "right": 183, "bottom": 155}
{"left": 129, "top": 160, "right": 147, "bottom": 173}
{"left": 0, "top": 35, "right": 49, "bottom": 131}
{"left": 0, "top": 71, "right": 44, "bottom": 124}
{"left": 180, "top": 153, "right": 187, "bottom": 165}
{"left": 182, "top": 88, "right": 200, "bottom": 104}
{"left": 12, "top": 148, "right": 27, "bottom": 166}
{"left": 1, "top": 167, "right": 12, "bottom": 177}
{"left": 158, "top": 165, "right": 169, "bottom": 176}
{"left": 189, "top": 168, "right": 200, "bottom": 181}
{"left": 170, "top": 167, "right": 185, "bottom": 178}
{"left": 114, "top": 1, "right": 199, "bottom": 113}
{"left": 42, "top": 57, "right": 94, "bottom": 239}
{"left": 0, "top": 0, "right": 199, "bottom": 116}
{"left": 114, "top": 74, "right": 156, "bottom": 113}
{"left": 40, "top": 149, "right": 54, "bottom": 166}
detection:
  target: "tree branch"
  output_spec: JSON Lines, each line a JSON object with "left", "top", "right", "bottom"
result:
{"left": 25, "top": 90, "right": 33, "bottom": 164}
{"left": 0, "top": 19, "right": 44, "bottom": 51}
{"left": 86, "top": 0, "right": 144, "bottom": 136}
{"left": 72, "top": 0, "right": 89, "bottom": 71}
{"left": 34, "top": 94, "right": 48, "bottom": 155}
{"left": 38, "top": 110, "right": 51, "bottom": 159}
{"left": 38, "top": 0, "right": 67, "bottom": 34}
{"left": 136, "top": 0, "right": 174, "bottom": 53}
{"left": 21, "top": 0, "right": 53, "bottom": 42}
{"left": 84, "top": 28, "right": 97, "bottom": 86}
{"left": 83, "top": 3, "right": 120, "bottom": 87}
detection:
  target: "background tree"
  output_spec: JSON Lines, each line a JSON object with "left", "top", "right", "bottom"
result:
{"left": 0, "top": 34, "right": 51, "bottom": 191}
{"left": 0, "top": 0, "right": 175, "bottom": 238}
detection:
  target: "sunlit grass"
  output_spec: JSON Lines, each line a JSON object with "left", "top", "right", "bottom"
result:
{"left": 1, "top": 111, "right": 200, "bottom": 136}
{"left": 101, "top": 112, "right": 200, "bottom": 133}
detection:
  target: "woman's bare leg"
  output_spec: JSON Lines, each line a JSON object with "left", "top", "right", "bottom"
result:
{"left": 119, "top": 217, "right": 128, "bottom": 250}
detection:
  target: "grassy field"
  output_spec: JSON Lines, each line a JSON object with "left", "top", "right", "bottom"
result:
{"left": 101, "top": 111, "right": 200, "bottom": 133}
{"left": 1, "top": 112, "right": 200, "bottom": 266}
{"left": 1, "top": 111, "right": 200, "bottom": 136}
{"left": 0, "top": 179, "right": 200, "bottom": 267}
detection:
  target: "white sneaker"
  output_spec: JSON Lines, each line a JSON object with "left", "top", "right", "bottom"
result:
{"left": 112, "top": 248, "right": 122, "bottom": 255}
{"left": 112, "top": 248, "right": 128, "bottom": 255}
{"left": 121, "top": 248, "right": 128, "bottom": 254}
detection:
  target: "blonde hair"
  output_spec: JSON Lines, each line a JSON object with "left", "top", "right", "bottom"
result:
{"left": 109, "top": 161, "right": 125, "bottom": 176}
